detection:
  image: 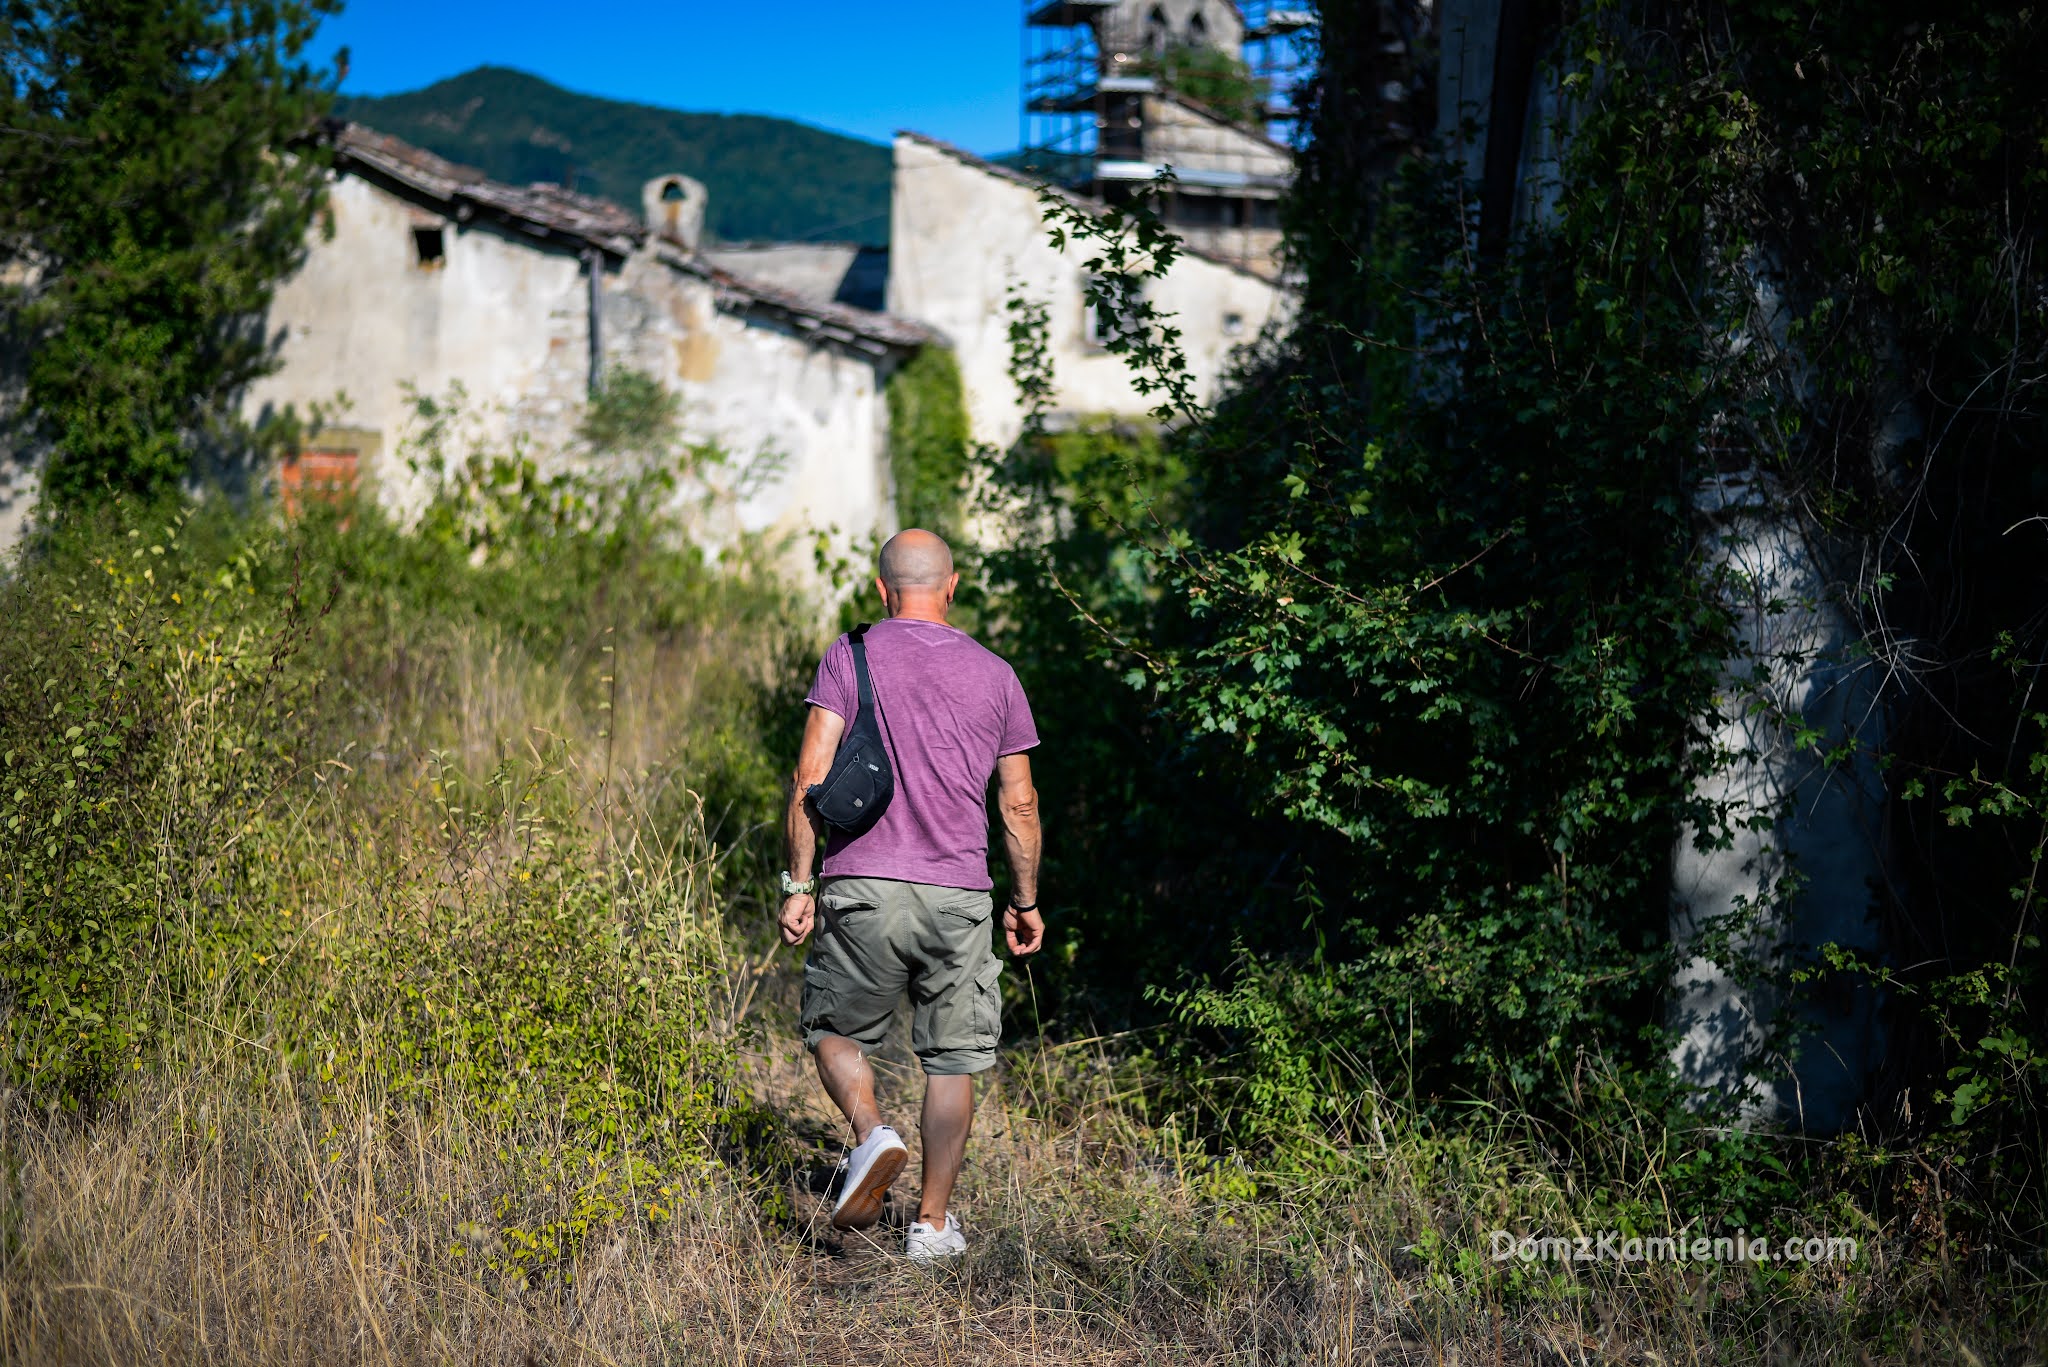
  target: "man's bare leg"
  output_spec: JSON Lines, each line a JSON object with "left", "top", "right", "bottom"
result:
{"left": 917, "top": 1073, "right": 974, "bottom": 1226}
{"left": 815, "top": 1035, "right": 885, "bottom": 1143}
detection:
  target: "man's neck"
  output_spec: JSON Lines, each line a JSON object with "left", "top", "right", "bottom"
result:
{"left": 888, "top": 598, "right": 951, "bottom": 625}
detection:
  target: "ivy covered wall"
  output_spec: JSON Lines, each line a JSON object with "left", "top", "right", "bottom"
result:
{"left": 982, "top": 0, "right": 2048, "bottom": 1235}
{"left": 884, "top": 345, "right": 970, "bottom": 537}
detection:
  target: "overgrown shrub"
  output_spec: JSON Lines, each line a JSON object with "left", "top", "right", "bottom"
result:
{"left": 1135, "top": 44, "right": 1269, "bottom": 128}
{"left": 983, "top": 0, "right": 2048, "bottom": 1259}
{"left": 1, "top": 390, "right": 809, "bottom": 1269}
{"left": 885, "top": 346, "right": 971, "bottom": 538}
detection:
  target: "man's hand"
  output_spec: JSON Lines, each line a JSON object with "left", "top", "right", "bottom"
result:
{"left": 779, "top": 893, "right": 816, "bottom": 946}
{"left": 1003, "top": 904, "right": 1044, "bottom": 957}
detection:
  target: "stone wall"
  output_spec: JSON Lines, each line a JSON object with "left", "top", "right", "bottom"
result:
{"left": 605, "top": 250, "right": 895, "bottom": 552}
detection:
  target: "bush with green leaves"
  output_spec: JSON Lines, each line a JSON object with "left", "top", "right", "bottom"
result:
{"left": 1, "top": 388, "right": 807, "bottom": 1271}
{"left": 984, "top": 0, "right": 2048, "bottom": 1253}
{"left": 0, "top": 502, "right": 321, "bottom": 1103}
{"left": 1134, "top": 44, "right": 1269, "bottom": 128}
{"left": 885, "top": 346, "right": 972, "bottom": 538}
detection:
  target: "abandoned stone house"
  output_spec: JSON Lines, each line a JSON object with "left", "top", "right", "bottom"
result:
{"left": 886, "top": 130, "right": 1290, "bottom": 452}
{"left": 242, "top": 123, "right": 935, "bottom": 560}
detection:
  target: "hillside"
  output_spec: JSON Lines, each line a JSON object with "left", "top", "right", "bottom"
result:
{"left": 341, "top": 66, "right": 892, "bottom": 246}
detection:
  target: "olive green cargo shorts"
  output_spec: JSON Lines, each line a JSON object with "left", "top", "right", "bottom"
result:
{"left": 800, "top": 876, "right": 1003, "bottom": 1076}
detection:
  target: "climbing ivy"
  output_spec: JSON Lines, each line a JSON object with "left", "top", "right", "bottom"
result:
{"left": 884, "top": 345, "right": 970, "bottom": 537}
{"left": 989, "top": 0, "right": 2048, "bottom": 1243}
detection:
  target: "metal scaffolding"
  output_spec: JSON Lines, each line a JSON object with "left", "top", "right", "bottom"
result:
{"left": 1239, "top": 1, "right": 1318, "bottom": 143}
{"left": 1019, "top": 1, "right": 1313, "bottom": 274}
{"left": 1022, "top": 2, "right": 1315, "bottom": 172}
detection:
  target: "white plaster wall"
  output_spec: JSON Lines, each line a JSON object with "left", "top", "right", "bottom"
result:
{"left": 1669, "top": 474, "right": 1889, "bottom": 1132}
{"left": 889, "top": 134, "right": 1291, "bottom": 449}
{"left": 0, "top": 450, "right": 38, "bottom": 560}
{"left": 245, "top": 171, "right": 897, "bottom": 575}
{"left": 1435, "top": 0, "right": 1503, "bottom": 184}
{"left": 243, "top": 173, "right": 591, "bottom": 496}
{"left": 605, "top": 253, "right": 895, "bottom": 559}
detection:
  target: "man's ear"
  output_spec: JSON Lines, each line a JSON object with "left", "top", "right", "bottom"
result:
{"left": 874, "top": 575, "right": 889, "bottom": 606}
{"left": 946, "top": 571, "right": 960, "bottom": 601}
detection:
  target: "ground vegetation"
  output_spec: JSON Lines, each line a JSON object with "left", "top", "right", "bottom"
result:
{"left": 3, "top": 0, "right": 2047, "bottom": 1359}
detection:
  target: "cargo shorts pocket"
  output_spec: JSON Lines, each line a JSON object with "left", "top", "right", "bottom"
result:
{"left": 801, "top": 890, "right": 890, "bottom": 1053}
{"left": 936, "top": 890, "right": 993, "bottom": 927}
{"left": 818, "top": 889, "right": 878, "bottom": 923}
{"left": 970, "top": 955, "right": 1004, "bottom": 1047}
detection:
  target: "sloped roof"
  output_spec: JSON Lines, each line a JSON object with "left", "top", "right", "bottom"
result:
{"left": 1150, "top": 89, "right": 1299, "bottom": 159}
{"left": 327, "top": 121, "right": 935, "bottom": 356}
{"left": 334, "top": 123, "right": 644, "bottom": 255}
{"left": 655, "top": 246, "right": 935, "bottom": 353}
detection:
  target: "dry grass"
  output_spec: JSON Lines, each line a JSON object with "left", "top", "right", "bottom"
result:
{"left": 0, "top": 1020, "right": 1318, "bottom": 1365}
{"left": 7, "top": 981, "right": 2039, "bottom": 1366}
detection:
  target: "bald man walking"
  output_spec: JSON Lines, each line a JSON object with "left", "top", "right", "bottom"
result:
{"left": 778, "top": 529, "right": 1044, "bottom": 1261}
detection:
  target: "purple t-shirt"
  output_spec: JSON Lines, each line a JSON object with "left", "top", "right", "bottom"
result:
{"left": 806, "top": 618, "right": 1038, "bottom": 890}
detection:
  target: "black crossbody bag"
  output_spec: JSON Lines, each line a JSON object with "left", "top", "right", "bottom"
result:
{"left": 805, "top": 624, "right": 895, "bottom": 838}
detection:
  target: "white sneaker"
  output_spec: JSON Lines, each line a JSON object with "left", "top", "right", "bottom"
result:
{"left": 904, "top": 1211, "right": 967, "bottom": 1261}
{"left": 830, "top": 1126, "right": 908, "bottom": 1230}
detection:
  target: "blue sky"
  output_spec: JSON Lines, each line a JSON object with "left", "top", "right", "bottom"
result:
{"left": 314, "top": 0, "right": 1025, "bottom": 155}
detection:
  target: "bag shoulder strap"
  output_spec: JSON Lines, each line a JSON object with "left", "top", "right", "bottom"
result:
{"left": 849, "top": 623, "right": 875, "bottom": 720}
{"left": 847, "top": 623, "right": 898, "bottom": 759}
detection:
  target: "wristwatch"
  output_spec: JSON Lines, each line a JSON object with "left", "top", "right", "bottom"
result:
{"left": 780, "top": 871, "right": 818, "bottom": 897}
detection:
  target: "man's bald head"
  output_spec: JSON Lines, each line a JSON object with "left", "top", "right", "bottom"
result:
{"left": 879, "top": 529, "right": 954, "bottom": 592}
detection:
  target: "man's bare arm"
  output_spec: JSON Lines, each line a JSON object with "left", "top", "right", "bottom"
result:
{"left": 995, "top": 752, "right": 1044, "bottom": 956}
{"left": 779, "top": 705, "right": 846, "bottom": 946}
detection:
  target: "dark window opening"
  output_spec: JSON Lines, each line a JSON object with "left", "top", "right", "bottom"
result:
{"left": 1099, "top": 93, "right": 1145, "bottom": 159}
{"left": 1170, "top": 194, "right": 1238, "bottom": 228}
{"left": 412, "top": 226, "right": 445, "bottom": 269}
{"left": 660, "top": 180, "right": 687, "bottom": 202}
{"left": 1187, "top": 8, "right": 1208, "bottom": 44}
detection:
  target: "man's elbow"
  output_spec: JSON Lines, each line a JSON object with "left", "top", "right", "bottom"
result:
{"left": 1000, "top": 787, "right": 1039, "bottom": 824}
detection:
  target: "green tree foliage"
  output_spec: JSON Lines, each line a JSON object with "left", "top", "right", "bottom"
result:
{"left": 992, "top": 0, "right": 2048, "bottom": 1238}
{"left": 343, "top": 67, "right": 894, "bottom": 247}
{"left": 0, "top": 0, "right": 341, "bottom": 504}
{"left": 580, "top": 365, "right": 683, "bottom": 457}
{"left": 885, "top": 346, "right": 970, "bottom": 537}
{"left": 1135, "top": 45, "right": 1269, "bottom": 128}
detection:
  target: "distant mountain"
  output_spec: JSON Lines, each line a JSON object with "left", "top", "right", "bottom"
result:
{"left": 340, "top": 67, "right": 892, "bottom": 246}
